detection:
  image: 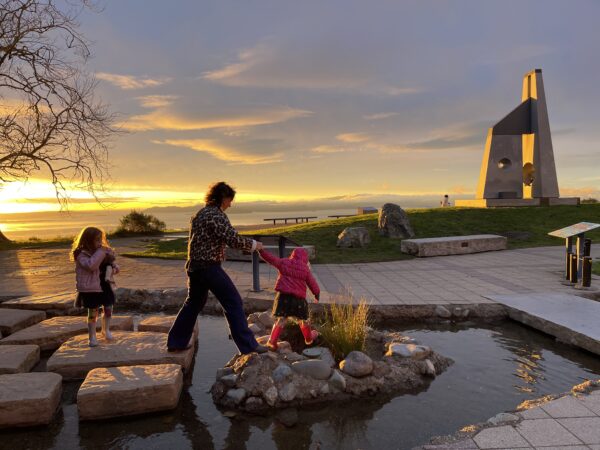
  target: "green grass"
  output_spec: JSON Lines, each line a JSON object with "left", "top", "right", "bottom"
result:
{"left": 123, "top": 204, "right": 600, "bottom": 264}
{"left": 593, "top": 261, "right": 600, "bottom": 277}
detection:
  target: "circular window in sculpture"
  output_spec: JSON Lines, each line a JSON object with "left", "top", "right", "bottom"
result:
{"left": 523, "top": 163, "right": 535, "bottom": 186}
{"left": 498, "top": 158, "right": 512, "bottom": 169}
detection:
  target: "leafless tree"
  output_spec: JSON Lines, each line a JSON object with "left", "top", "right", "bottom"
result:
{"left": 0, "top": 0, "right": 116, "bottom": 242}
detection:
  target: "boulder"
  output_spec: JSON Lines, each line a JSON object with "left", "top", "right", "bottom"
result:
{"left": 47, "top": 331, "right": 194, "bottom": 380}
{"left": 0, "top": 372, "right": 62, "bottom": 428}
{"left": 244, "top": 396, "right": 264, "bottom": 413}
{"left": 302, "top": 347, "right": 324, "bottom": 358}
{"left": 328, "top": 369, "right": 347, "bottom": 391}
{"left": 422, "top": 359, "right": 436, "bottom": 377}
{"left": 221, "top": 374, "right": 238, "bottom": 387}
{"left": 0, "top": 315, "right": 134, "bottom": 351}
{"left": 257, "top": 312, "right": 275, "bottom": 328}
{"left": 0, "top": 308, "right": 46, "bottom": 336}
{"left": 386, "top": 343, "right": 431, "bottom": 360}
{"left": 77, "top": 364, "right": 183, "bottom": 421}
{"left": 279, "top": 383, "right": 297, "bottom": 402}
{"left": 263, "top": 386, "right": 278, "bottom": 406}
{"left": 339, "top": 351, "right": 373, "bottom": 377}
{"left": 0, "top": 345, "right": 40, "bottom": 374}
{"left": 272, "top": 364, "right": 293, "bottom": 383}
{"left": 291, "top": 359, "right": 332, "bottom": 380}
{"left": 226, "top": 388, "right": 246, "bottom": 405}
{"left": 378, "top": 203, "right": 415, "bottom": 239}
{"left": 337, "top": 227, "right": 371, "bottom": 248}
{"left": 435, "top": 305, "right": 452, "bottom": 318}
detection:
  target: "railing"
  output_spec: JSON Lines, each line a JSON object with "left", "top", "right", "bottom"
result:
{"left": 263, "top": 216, "right": 317, "bottom": 225}
{"left": 327, "top": 214, "right": 356, "bottom": 219}
{"left": 245, "top": 234, "right": 302, "bottom": 292}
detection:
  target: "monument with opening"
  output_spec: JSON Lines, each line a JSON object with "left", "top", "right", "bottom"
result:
{"left": 456, "top": 69, "right": 579, "bottom": 207}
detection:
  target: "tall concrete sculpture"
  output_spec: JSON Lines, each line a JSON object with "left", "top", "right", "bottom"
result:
{"left": 456, "top": 69, "right": 579, "bottom": 207}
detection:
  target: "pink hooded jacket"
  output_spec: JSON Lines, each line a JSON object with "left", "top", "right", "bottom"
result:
{"left": 75, "top": 248, "right": 109, "bottom": 292}
{"left": 259, "top": 248, "right": 320, "bottom": 300}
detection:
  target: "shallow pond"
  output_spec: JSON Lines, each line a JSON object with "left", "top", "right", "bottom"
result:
{"left": 2, "top": 316, "right": 600, "bottom": 450}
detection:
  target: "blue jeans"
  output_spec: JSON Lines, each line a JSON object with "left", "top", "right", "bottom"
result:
{"left": 167, "top": 264, "right": 259, "bottom": 354}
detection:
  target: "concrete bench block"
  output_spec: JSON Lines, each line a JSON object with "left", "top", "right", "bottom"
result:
{"left": 77, "top": 364, "right": 183, "bottom": 421}
{"left": 0, "top": 372, "right": 62, "bottom": 428}
{"left": 0, "top": 345, "right": 40, "bottom": 374}
{"left": 0, "top": 309, "right": 46, "bottom": 336}
{"left": 401, "top": 234, "right": 507, "bottom": 257}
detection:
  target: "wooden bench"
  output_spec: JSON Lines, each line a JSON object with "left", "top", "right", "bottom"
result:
{"left": 263, "top": 216, "right": 317, "bottom": 225}
{"left": 400, "top": 235, "right": 507, "bottom": 257}
{"left": 327, "top": 214, "right": 356, "bottom": 219}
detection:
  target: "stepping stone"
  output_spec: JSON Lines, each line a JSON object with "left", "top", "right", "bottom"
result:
{"left": 0, "top": 292, "right": 78, "bottom": 316}
{"left": 0, "top": 372, "right": 62, "bottom": 428}
{"left": 0, "top": 315, "right": 134, "bottom": 351}
{"left": 138, "top": 315, "right": 199, "bottom": 339}
{"left": 0, "top": 345, "right": 40, "bottom": 374}
{"left": 47, "top": 331, "right": 194, "bottom": 380}
{"left": 0, "top": 308, "right": 46, "bottom": 336}
{"left": 77, "top": 364, "right": 183, "bottom": 420}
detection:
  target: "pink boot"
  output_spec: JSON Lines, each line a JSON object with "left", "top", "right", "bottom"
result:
{"left": 267, "top": 324, "right": 284, "bottom": 351}
{"left": 300, "top": 322, "right": 319, "bottom": 345}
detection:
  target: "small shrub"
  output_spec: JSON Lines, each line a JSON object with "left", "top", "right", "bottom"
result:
{"left": 115, "top": 210, "right": 166, "bottom": 235}
{"left": 318, "top": 290, "right": 370, "bottom": 361}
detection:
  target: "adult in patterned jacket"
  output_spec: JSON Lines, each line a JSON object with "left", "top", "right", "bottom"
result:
{"left": 167, "top": 181, "right": 268, "bottom": 354}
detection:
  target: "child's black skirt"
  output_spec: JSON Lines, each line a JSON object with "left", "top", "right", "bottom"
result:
{"left": 76, "top": 280, "right": 115, "bottom": 309}
{"left": 272, "top": 292, "right": 308, "bottom": 320}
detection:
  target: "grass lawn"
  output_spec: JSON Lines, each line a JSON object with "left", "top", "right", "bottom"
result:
{"left": 593, "top": 261, "right": 600, "bottom": 277}
{"left": 122, "top": 204, "right": 600, "bottom": 264}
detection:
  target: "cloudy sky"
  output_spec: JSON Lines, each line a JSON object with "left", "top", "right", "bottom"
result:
{"left": 2, "top": 0, "right": 600, "bottom": 213}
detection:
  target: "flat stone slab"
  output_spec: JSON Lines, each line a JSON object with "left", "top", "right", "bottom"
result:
{"left": 401, "top": 234, "right": 507, "bottom": 257}
{"left": 47, "top": 331, "right": 194, "bottom": 380}
{"left": 0, "top": 315, "right": 134, "bottom": 351}
{"left": 0, "top": 372, "right": 62, "bottom": 428}
{"left": 138, "top": 315, "right": 199, "bottom": 339}
{"left": 77, "top": 364, "right": 183, "bottom": 420}
{"left": 487, "top": 292, "right": 600, "bottom": 356}
{"left": 0, "top": 292, "right": 78, "bottom": 316}
{"left": 0, "top": 345, "right": 40, "bottom": 374}
{"left": 0, "top": 308, "right": 46, "bottom": 335}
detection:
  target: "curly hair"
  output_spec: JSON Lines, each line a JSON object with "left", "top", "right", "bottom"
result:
{"left": 70, "top": 226, "right": 111, "bottom": 261}
{"left": 205, "top": 181, "right": 236, "bottom": 207}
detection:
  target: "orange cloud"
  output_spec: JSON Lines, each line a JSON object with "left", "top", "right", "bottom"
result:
{"left": 157, "top": 139, "right": 283, "bottom": 165}
{"left": 336, "top": 133, "right": 371, "bottom": 143}
{"left": 97, "top": 72, "right": 171, "bottom": 90}
{"left": 136, "top": 95, "right": 179, "bottom": 108}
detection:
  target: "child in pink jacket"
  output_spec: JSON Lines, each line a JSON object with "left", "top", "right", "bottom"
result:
{"left": 259, "top": 247, "right": 320, "bottom": 350}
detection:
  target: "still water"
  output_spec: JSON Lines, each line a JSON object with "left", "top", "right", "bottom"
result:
{"left": 2, "top": 317, "right": 599, "bottom": 450}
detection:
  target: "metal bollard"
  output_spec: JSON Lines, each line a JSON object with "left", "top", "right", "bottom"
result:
{"left": 582, "top": 256, "right": 592, "bottom": 288}
{"left": 569, "top": 254, "right": 578, "bottom": 283}
{"left": 565, "top": 251, "right": 573, "bottom": 280}
{"left": 584, "top": 239, "right": 592, "bottom": 257}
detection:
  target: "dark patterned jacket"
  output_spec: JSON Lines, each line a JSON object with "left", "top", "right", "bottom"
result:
{"left": 187, "top": 205, "right": 255, "bottom": 266}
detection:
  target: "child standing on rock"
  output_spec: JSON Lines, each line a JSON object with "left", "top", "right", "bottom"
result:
{"left": 259, "top": 247, "right": 320, "bottom": 350}
{"left": 71, "top": 227, "right": 120, "bottom": 347}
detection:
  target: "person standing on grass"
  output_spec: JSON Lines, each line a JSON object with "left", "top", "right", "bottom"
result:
{"left": 167, "top": 181, "right": 268, "bottom": 354}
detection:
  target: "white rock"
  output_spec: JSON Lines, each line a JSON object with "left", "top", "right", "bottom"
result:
{"left": 279, "top": 383, "right": 297, "bottom": 402}
{"left": 291, "top": 359, "right": 332, "bottom": 380}
{"left": 302, "top": 347, "right": 324, "bottom": 358}
{"left": 77, "top": 364, "right": 183, "bottom": 421}
{"left": 263, "top": 386, "right": 278, "bottom": 406}
{"left": 0, "top": 345, "right": 40, "bottom": 374}
{"left": 0, "top": 372, "right": 62, "bottom": 428}
{"left": 435, "top": 305, "right": 452, "bottom": 318}
{"left": 328, "top": 369, "right": 347, "bottom": 391}
{"left": 386, "top": 343, "right": 431, "bottom": 360}
{"left": 339, "top": 351, "right": 373, "bottom": 377}
{"left": 248, "top": 323, "right": 262, "bottom": 334}
{"left": 257, "top": 312, "right": 275, "bottom": 328}
{"left": 226, "top": 388, "right": 247, "bottom": 405}
{"left": 487, "top": 412, "right": 519, "bottom": 425}
{"left": 422, "top": 359, "right": 436, "bottom": 377}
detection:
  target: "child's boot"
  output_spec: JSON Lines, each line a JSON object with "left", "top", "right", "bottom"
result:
{"left": 88, "top": 322, "right": 98, "bottom": 347}
{"left": 267, "top": 323, "right": 284, "bottom": 351}
{"left": 102, "top": 315, "right": 113, "bottom": 341}
{"left": 300, "top": 322, "right": 319, "bottom": 345}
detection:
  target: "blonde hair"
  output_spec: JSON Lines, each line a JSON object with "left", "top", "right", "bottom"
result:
{"left": 70, "top": 226, "right": 110, "bottom": 261}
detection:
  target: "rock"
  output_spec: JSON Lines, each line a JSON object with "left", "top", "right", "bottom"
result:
{"left": 138, "top": 315, "right": 199, "bottom": 339}
{"left": 0, "top": 345, "right": 40, "bottom": 374}
{"left": 291, "top": 359, "right": 332, "bottom": 380}
{"left": 77, "top": 364, "right": 183, "bottom": 421}
{"left": 319, "top": 383, "right": 330, "bottom": 395}
{"left": 221, "top": 374, "right": 238, "bottom": 387}
{"left": 226, "top": 388, "right": 246, "bottom": 405}
{"left": 0, "top": 292, "right": 77, "bottom": 315}
{"left": 377, "top": 203, "right": 415, "bottom": 239}
{"left": 247, "top": 312, "right": 260, "bottom": 324}
{"left": 248, "top": 323, "right": 262, "bottom": 334}
{"left": 422, "top": 359, "right": 436, "bottom": 377}
{"left": 435, "top": 305, "right": 452, "bottom": 318}
{"left": 302, "top": 347, "right": 324, "bottom": 358}
{"left": 257, "top": 312, "right": 275, "bottom": 328}
{"left": 0, "top": 372, "right": 62, "bottom": 428}
{"left": 284, "top": 352, "right": 305, "bottom": 362}
{"left": 256, "top": 335, "right": 270, "bottom": 345}
{"left": 279, "top": 383, "right": 297, "bottom": 402}
{"left": 0, "top": 315, "right": 134, "bottom": 351}
{"left": 272, "top": 364, "right": 293, "bottom": 383}
{"left": 339, "top": 351, "right": 373, "bottom": 377}
{"left": 216, "top": 367, "right": 234, "bottom": 380}
{"left": 0, "top": 308, "right": 46, "bottom": 336}
{"left": 461, "top": 309, "right": 470, "bottom": 318}
{"left": 386, "top": 343, "right": 432, "bottom": 360}
{"left": 263, "top": 386, "right": 278, "bottom": 406}
{"left": 337, "top": 227, "right": 371, "bottom": 248}
{"left": 277, "top": 341, "right": 292, "bottom": 354}
{"left": 318, "top": 348, "right": 336, "bottom": 368}
{"left": 328, "top": 369, "right": 346, "bottom": 391}
{"left": 487, "top": 412, "right": 520, "bottom": 426}
{"left": 244, "top": 396, "right": 264, "bottom": 413}
{"left": 47, "top": 331, "right": 194, "bottom": 380}
{"left": 277, "top": 408, "right": 298, "bottom": 427}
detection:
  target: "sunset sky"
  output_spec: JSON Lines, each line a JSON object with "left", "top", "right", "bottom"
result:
{"left": 1, "top": 0, "right": 600, "bottom": 215}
